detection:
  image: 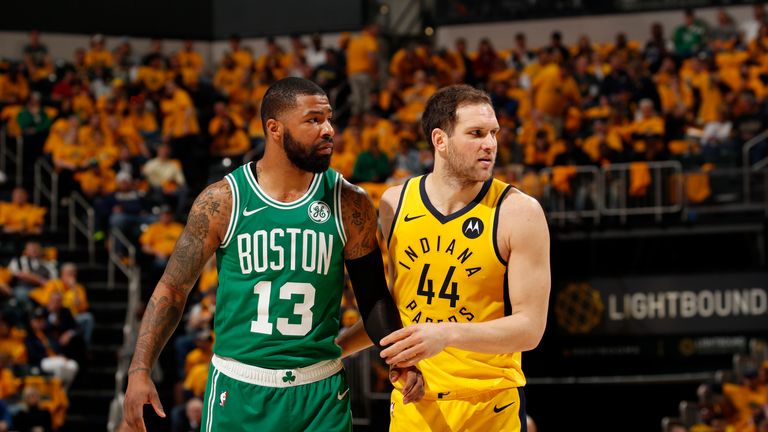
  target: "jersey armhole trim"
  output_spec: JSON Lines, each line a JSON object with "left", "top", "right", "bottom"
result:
{"left": 492, "top": 185, "right": 513, "bottom": 265}
{"left": 334, "top": 173, "right": 348, "bottom": 246}
{"left": 220, "top": 174, "right": 239, "bottom": 248}
{"left": 387, "top": 177, "right": 411, "bottom": 246}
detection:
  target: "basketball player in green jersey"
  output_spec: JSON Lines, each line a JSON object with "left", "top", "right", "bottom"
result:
{"left": 122, "top": 77, "right": 423, "bottom": 432}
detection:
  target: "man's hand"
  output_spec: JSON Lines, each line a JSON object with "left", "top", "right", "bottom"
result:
{"left": 389, "top": 365, "right": 425, "bottom": 404}
{"left": 122, "top": 370, "right": 166, "bottom": 431}
{"left": 380, "top": 323, "right": 450, "bottom": 368}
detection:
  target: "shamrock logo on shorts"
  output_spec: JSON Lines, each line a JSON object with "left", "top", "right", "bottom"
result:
{"left": 282, "top": 371, "right": 296, "bottom": 384}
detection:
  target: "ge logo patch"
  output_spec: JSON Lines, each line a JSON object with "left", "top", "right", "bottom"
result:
{"left": 462, "top": 217, "right": 484, "bottom": 239}
{"left": 308, "top": 201, "right": 331, "bottom": 223}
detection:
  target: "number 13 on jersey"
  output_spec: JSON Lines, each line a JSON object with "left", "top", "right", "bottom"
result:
{"left": 250, "top": 281, "right": 316, "bottom": 336}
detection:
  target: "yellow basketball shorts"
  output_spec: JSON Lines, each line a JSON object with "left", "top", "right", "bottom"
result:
{"left": 389, "top": 386, "right": 526, "bottom": 432}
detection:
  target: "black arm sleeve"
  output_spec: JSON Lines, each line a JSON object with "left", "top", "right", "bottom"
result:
{"left": 345, "top": 247, "right": 402, "bottom": 348}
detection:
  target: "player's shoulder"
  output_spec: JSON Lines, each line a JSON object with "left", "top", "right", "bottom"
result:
{"left": 339, "top": 177, "right": 369, "bottom": 204}
{"left": 196, "top": 179, "right": 232, "bottom": 202}
{"left": 499, "top": 187, "right": 546, "bottom": 225}
{"left": 189, "top": 179, "right": 233, "bottom": 222}
{"left": 380, "top": 183, "right": 405, "bottom": 208}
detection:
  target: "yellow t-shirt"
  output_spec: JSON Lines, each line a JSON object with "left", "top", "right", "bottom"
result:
{"left": 346, "top": 33, "right": 378, "bottom": 75}
{"left": 30, "top": 279, "right": 90, "bottom": 315}
{"left": 161, "top": 89, "right": 200, "bottom": 137}
{"left": 183, "top": 363, "right": 210, "bottom": 398}
{"left": 139, "top": 221, "right": 185, "bottom": 256}
{"left": 84, "top": 49, "right": 114, "bottom": 68}
{"left": 0, "top": 202, "right": 46, "bottom": 234}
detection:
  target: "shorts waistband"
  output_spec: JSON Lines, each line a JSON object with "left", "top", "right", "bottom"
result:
{"left": 211, "top": 354, "right": 342, "bottom": 388}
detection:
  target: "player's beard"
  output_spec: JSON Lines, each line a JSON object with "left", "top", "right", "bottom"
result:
{"left": 283, "top": 129, "right": 332, "bottom": 173}
{"left": 444, "top": 139, "right": 495, "bottom": 186}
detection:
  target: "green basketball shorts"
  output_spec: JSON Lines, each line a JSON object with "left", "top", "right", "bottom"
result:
{"left": 200, "top": 354, "right": 352, "bottom": 432}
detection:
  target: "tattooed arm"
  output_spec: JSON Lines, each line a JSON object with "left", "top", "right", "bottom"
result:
{"left": 339, "top": 180, "right": 401, "bottom": 341}
{"left": 122, "top": 180, "right": 231, "bottom": 431}
{"left": 337, "top": 180, "right": 424, "bottom": 404}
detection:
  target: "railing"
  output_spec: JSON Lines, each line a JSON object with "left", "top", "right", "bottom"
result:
{"left": 107, "top": 228, "right": 141, "bottom": 432}
{"left": 68, "top": 191, "right": 96, "bottom": 264}
{"left": 682, "top": 167, "right": 768, "bottom": 218}
{"left": 108, "top": 228, "right": 136, "bottom": 289}
{"left": 741, "top": 128, "right": 768, "bottom": 200}
{"left": 601, "top": 161, "right": 684, "bottom": 223}
{"left": 525, "top": 161, "right": 768, "bottom": 224}
{"left": 33, "top": 158, "right": 58, "bottom": 230}
{"left": 539, "top": 165, "right": 601, "bottom": 226}
{"left": 0, "top": 128, "right": 23, "bottom": 186}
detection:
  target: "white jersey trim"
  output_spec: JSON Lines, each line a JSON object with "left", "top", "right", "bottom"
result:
{"left": 244, "top": 161, "right": 322, "bottom": 210}
{"left": 333, "top": 172, "right": 348, "bottom": 246}
{"left": 220, "top": 174, "right": 239, "bottom": 249}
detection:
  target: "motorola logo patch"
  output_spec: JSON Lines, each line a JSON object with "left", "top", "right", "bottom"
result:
{"left": 462, "top": 217, "right": 484, "bottom": 239}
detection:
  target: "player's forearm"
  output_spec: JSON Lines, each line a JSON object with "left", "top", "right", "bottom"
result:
{"left": 128, "top": 283, "right": 187, "bottom": 373}
{"left": 336, "top": 320, "right": 374, "bottom": 358}
{"left": 446, "top": 313, "right": 545, "bottom": 354}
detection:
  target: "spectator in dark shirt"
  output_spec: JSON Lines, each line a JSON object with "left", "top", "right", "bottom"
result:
{"left": 643, "top": 22, "right": 671, "bottom": 73}
{"left": 352, "top": 138, "right": 391, "bottom": 183}
{"left": 12, "top": 386, "right": 52, "bottom": 432}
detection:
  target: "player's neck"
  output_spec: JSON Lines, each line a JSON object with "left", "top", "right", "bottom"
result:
{"left": 425, "top": 170, "right": 485, "bottom": 215}
{"left": 253, "top": 153, "right": 315, "bottom": 203}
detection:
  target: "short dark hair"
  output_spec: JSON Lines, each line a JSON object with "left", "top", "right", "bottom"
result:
{"left": 421, "top": 84, "right": 492, "bottom": 145}
{"left": 260, "top": 77, "right": 326, "bottom": 131}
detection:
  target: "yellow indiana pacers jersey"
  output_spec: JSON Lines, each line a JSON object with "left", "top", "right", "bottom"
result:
{"left": 388, "top": 175, "right": 525, "bottom": 399}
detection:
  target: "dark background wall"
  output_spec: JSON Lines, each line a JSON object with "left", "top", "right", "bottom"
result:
{"left": 1, "top": 0, "right": 365, "bottom": 39}
{"left": 211, "top": 0, "right": 363, "bottom": 39}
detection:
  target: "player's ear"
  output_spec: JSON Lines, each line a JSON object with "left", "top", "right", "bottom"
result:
{"left": 432, "top": 128, "right": 448, "bottom": 152}
{"left": 266, "top": 118, "right": 282, "bottom": 141}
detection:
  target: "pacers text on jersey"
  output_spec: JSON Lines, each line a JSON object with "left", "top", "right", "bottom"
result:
{"left": 236, "top": 228, "right": 335, "bottom": 276}
{"left": 398, "top": 234, "right": 483, "bottom": 324}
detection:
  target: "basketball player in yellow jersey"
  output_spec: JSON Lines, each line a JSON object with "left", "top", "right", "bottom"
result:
{"left": 379, "top": 85, "right": 550, "bottom": 431}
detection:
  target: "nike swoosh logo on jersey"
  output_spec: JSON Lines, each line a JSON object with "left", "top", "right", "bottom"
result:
{"left": 243, "top": 206, "right": 268, "bottom": 217}
{"left": 337, "top": 388, "right": 350, "bottom": 400}
{"left": 404, "top": 214, "right": 425, "bottom": 222}
{"left": 493, "top": 401, "right": 515, "bottom": 413}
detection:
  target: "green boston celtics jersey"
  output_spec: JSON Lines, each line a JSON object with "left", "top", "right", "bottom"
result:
{"left": 214, "top": 162, "right": 347, "bottom": 369}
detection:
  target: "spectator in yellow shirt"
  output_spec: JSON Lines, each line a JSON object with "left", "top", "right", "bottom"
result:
{"left": 183, "top": 330, "right": 213, "bottom": 376}
{"left": 30, "top": 263, "right": 94, "bottom": 349}
{"left": 210, "top": 116, "right": 250, "bottom": 163}
{"left": 0, "top": 66, "right": 30, "bottom": 105}
{"left": 208, "top": 101, "right": 244, "bottom": 135}
{"left": 176, "top": 40, "right": 204, "bottom": 75}
{"left": 629, "top": 98, "right": 665, "bottom": 156}
{"left": 361, "top": 110, "right": 398, "bottom": 157}
{"left": 0, "top": 351, "right": 21, "bottom": 399}
{"left": 0, "top": 316, "right": 27, "bottom": 365}
{"left": 136, "top": 56, "right": 168, "bottom": 94}
{"left": 396, "top": 69, "right": 437, "bottom": 123}
{"left": 84, "top": 34, "right": 113, "bottom": 70}
{"left": 214, "top": 55, "right": 246, "bottom": 99}
{"left": 0, "top": 187, "right": 46, "bottom": 236}
{"left": 389, "top": 43, "right": 429, "bottom": 86}
{"left": 139, "top": 206, "right": 184, "bottom": 273}
{"left": 160, "top": 81, "right": 199, "bottom": 141}
{"left": 582, "top": 119, "right": 625, "bottom": 165}
{"left": 346, "top": 24, "right": 379, "bottom": 116}
{"left": 74, "top": 160, "right": 117, "bottom": 199}
{"left": 142, "top": 143, "right": 188, "bottom": 216}
{"left": 329, "top": 128, "right": 357, "bottom": 179}
{"left": 23, "top": 30, "right": 54, "bottom": 88}
{"left": 227, "top": 34, "right": 254, "bottom": 72}
{"left": 532, "top": 56, "right": 581, "bottom": 134}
